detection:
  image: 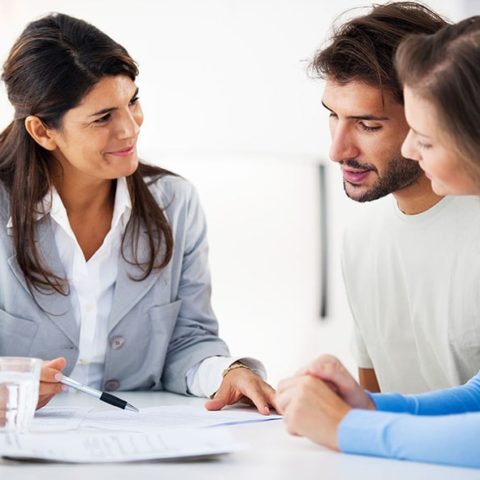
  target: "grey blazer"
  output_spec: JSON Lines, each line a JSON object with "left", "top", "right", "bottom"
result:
{"left": 0, "top": 175, "right": 229, "bottom": 394}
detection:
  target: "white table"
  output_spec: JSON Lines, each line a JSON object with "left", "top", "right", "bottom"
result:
{"left": 1, "top": 391, "right": 479, "bottom": 479}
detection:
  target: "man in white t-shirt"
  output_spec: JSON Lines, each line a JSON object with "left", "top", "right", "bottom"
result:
{"left": 312, "top": 3, "right": 480, "bottom": 393}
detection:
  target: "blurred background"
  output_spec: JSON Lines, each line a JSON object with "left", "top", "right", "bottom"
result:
{"left": 0, "top": 1, "right": 476, "bottom": 385}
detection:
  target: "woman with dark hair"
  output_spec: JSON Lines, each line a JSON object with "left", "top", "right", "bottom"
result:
{"left": 0, "top": 13, "right": 277, "bottom": 414}
{"left": 276, "top": 16, "right": 480, "bottom": 469}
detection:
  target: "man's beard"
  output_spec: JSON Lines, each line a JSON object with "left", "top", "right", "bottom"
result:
{"left": 343, "top": 155, "right": 423, "bottom": 202}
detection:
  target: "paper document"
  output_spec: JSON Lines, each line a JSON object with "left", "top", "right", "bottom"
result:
{"left": 81, "top": 405, "right": 282, "bottom": 432}
{"left": 32, "top": 407, "right": 93, "bottom": 432}
{"left": 0, "top": 428, "right": 243, "bottom": 463}
{"left": 32, "top": 405, "right": 282, "bottom": 433}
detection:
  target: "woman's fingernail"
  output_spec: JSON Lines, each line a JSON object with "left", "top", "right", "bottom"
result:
{"left": 264, "top": 406, "right": 270, "bottom": 415}
{"left": 62, "top": 385, "right": 69, "bottom": 392}
{"left": 54, "top": 373, "right": 63, "bottom": 382}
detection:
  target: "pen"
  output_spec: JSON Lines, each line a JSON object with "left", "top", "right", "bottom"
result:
{"left": 60, "top": 375, "right": 139, "bottom": 412}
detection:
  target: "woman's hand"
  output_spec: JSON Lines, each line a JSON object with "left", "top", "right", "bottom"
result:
{"left": 204, "top": 367, "right": 279, "bottom": 415}
{"left": 300, "top": 354, "right": 375, "bottom": 410}
{"left": 37, "top": 357, "right": 67, "bottom": 410}
{"left": 276, "top": 374, "right": 351, "bottom": 450}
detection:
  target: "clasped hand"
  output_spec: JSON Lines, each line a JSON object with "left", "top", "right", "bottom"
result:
{"left": 276, "top": 355, "right": 376, "bottom": 450}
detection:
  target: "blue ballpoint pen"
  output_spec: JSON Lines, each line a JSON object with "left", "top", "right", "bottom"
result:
{"left": 60, "top": 375, "right": 139, "bottom": 412}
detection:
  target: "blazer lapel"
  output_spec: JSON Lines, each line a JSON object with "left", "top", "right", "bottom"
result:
{"left": 7, "top": 216, "right": 79, "bottom": 347}
{"left": 107, "top": 230, "right": 167, "bottom": 333}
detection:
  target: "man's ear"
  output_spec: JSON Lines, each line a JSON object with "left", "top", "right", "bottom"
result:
{"left": 24, "top": 115, "right": 57, "bottom": 151}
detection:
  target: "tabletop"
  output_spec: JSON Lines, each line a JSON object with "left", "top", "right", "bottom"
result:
{"left": 1, "top": 391, "right": 479, "bottom": 480}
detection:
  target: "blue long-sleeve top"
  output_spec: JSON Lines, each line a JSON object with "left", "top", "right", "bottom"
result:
{"left": 338, "top": 372, "right": 480, "bottom": 469}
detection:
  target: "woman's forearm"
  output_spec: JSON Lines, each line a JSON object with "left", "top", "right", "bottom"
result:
{"left": 370, "top": 372, "right": 480, "bottom": 415}
{"left": 339, "top": 409, "right": 480, "bottom": 469}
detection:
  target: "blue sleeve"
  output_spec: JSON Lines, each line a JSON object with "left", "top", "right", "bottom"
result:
{"left": 339, "top": 409, "right": 480, "bottom": 469}
{"left": 370, "top": 371, "right": 480, "bottom": 415}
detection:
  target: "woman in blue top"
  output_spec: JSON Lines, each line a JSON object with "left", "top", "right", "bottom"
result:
{"left": 277, "top": 16, "right": 480, "bottom": 469}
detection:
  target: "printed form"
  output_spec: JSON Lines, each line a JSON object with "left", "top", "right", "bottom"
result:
{"left": 0, "top": 405, "right": 281, "bottom": 462}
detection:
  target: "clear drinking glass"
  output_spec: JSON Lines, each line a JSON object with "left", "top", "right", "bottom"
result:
{"left": 0, "top": 357, "right": 42, "bottom": 432}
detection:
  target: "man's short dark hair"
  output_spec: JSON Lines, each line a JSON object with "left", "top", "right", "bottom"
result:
{"left": 311, "top": 1, "right": 447, "bottom": 103}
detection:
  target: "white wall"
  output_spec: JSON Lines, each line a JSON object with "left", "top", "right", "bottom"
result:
{"left": 0, "top": 1, "right": 468, "bottom": 383}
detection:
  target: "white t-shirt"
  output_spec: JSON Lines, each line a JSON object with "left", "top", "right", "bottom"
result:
{"left": 342, "top": 194, "right": 480, "bottom": 394}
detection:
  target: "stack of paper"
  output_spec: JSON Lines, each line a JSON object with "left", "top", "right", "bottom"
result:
{"left": 0, "top": 428, "right": 243, "bottom": 463}
{"left": 0, "top": 405, "right": 281, "bottom": 463}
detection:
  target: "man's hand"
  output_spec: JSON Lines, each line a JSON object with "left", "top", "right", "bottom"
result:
{"left": 299, "top": 354, "right": 375, "bottom": 410}
{"left": 37, "top": 357, "right": 67, "bottom": 410}
{"left": 204, "top": 367, "right": 279, "bottom": 415}
{"left": 276, "top": 374, "right": 351, "bottom": 450}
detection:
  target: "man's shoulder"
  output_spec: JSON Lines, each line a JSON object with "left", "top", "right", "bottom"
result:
{"left": 448, "top": 194, "right": 480, "bottom": 213}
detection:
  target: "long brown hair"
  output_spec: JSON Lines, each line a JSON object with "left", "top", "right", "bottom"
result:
{"left": 310, "top": 2, "right": 447, "bottom": 103}
{"left": 395, "top": 16, "right": 480, "bottom": 176}
{"left": 0, "top": 13, "right": 174, "bottom": 296}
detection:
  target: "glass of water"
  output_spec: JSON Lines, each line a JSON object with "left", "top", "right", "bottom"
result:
{"left": 0, "top": 357, "right": 42, "bottom": 432}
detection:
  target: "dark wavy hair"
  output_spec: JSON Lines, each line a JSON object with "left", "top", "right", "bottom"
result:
{"left": 0, "top": 13, "right": 174, "bottom": 296}
{"left": 310, "top": 2, "right": 447, "bottom": 103}
{"left": 395, "top": 16, "right": 480, "bottom": 176}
